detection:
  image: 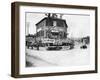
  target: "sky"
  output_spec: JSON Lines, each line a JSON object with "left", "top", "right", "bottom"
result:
{"left": 26, "top": 12, "right": 90, "bottom": 38}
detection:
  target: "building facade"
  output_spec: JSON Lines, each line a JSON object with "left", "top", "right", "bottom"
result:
{"left": 35, "top": 14, "right": 68, "bottom": 46}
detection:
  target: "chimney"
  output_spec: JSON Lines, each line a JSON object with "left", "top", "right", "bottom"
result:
{"left": 45, "top": 13, "right": 51, "bottom": 17}
{"left": 52, "top": 14, "right": 57, "bottom": 18}
{"left": 60, "top": 14, "right": 63, "bottom": 19}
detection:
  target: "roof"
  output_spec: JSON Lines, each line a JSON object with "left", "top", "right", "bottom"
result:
{"left": 35, "top": 17, "right": 68, "bottom": 28}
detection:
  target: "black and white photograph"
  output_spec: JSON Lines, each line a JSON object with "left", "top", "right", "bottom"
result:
{"left": 11, "top": 2, "right": 97, "bottom": 77}
{"left": 25, "top": 12, "right": 90, "bottom": 67}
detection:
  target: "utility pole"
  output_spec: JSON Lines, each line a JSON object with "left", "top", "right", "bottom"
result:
{"left": 26, "top": 22, "right": 30, "bottom": 35}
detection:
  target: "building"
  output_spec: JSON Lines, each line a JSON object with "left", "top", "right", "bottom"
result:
{"left": 35, "top": 13, "right": 68, "bottom": 46}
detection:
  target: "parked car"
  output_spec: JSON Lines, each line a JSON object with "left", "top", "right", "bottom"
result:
{"left": 47, "top": 46, "right": 62, "bottom": 50}
{"left": 80, "top": 44, "right": 87, "bottom": 49}
{"left": 26, "top": 41, "right": 34, "bottom": 49}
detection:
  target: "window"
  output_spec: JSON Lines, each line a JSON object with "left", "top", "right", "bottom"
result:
{"left": 53, "top": 21, "right": 57, "bottom": 26}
